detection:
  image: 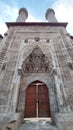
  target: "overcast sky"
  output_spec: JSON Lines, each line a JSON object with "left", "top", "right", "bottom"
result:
{"left": 0, "top": 0, "right": 73, "bottom": 36}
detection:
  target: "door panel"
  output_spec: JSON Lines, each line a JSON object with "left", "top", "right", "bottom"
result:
{"left": 24, "top": 85, "right": 36, "bottom": 117}
{"left": 38, "top": 85, "right": 51, "bottom": 117}
{"left": 24, "top": 81, "right": 51, "bottom": 118}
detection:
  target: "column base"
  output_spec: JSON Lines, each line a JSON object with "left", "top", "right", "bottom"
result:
{"left": 0, "top": 112, "right": 22, "bottom": 130}
{"left": 54, "top": 113, "right": 73, "bottom": 130}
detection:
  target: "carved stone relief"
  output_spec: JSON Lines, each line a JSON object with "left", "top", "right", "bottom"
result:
{"left": 22, "top": 46, "right": 53, "bottom": 73}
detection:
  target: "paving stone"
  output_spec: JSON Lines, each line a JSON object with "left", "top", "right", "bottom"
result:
{"left": 19, "top": 120, "right": 58, "bottom": 130}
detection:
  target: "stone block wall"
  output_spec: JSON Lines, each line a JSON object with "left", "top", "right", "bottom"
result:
{"left": 0, "top": 24, "right": 73, "bottom": 129}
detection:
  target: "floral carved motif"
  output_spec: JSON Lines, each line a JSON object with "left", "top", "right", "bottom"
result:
{"left": 22, "top": 46, "right": 52, "bottom": 73}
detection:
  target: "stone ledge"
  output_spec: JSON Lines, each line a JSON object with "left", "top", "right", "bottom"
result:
{"left": 54, "top": 113, "right": 73, "bottom": 130}
{"left": 6, "top": 22, "right": 68, "bottom": 28}
{"left": 0, "top": 113, "right": 21, "bottom": 130}
{"left": 0, "top": 113, "right": 20, "bottom": 123}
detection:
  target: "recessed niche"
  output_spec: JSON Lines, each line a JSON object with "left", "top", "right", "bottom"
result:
{"left": 46, "top": 39, "right": 49, "bottom": 43}
{"left": 2, "top": 63, "right": 6, "bottom": 71}
{"left": 35, "top": 37, "right": 40, "bottom": 42}
{"left": 25, "top": 39, "right": 28, "bottom": 43}
{"left": 68, "top": 62, "right": 73, "bottom": 70}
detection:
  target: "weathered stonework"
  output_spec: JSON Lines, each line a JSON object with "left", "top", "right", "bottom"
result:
{"left": 0, "top": 8, "right": 73, "bottom": 130}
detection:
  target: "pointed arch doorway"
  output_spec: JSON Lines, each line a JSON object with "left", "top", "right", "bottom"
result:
{"left": 24, "top": 81, "right": 51, "bottom": 118}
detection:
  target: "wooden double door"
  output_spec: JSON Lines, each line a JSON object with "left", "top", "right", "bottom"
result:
{"left": 24, "top": 81, "right": 51, "bottom": 118}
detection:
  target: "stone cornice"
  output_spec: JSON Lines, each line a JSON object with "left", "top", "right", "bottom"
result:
{"left": 6, "top": 22, "right": 68, "bottom": 28}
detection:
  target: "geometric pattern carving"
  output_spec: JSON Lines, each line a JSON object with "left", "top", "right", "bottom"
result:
{"left": 61, "top": 93, "right": 73, "bottom": 108}
{"left": 22, "top": 46, "right": 53, "bottom": 73}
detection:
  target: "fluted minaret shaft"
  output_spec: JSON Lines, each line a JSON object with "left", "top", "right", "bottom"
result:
{"left": 16, "top": 8, "right": 28, "bottom": 22}
{"left": 45, "top": 8, "right": 58, "bottom": 22}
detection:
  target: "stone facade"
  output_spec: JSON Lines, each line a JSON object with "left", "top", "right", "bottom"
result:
{"left": 0, "top": 8, "right": 73, "bottom": 130}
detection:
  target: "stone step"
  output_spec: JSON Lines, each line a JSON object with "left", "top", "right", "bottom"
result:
{"left": 19, "top": 120, "right": 58, "bottom": 130}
